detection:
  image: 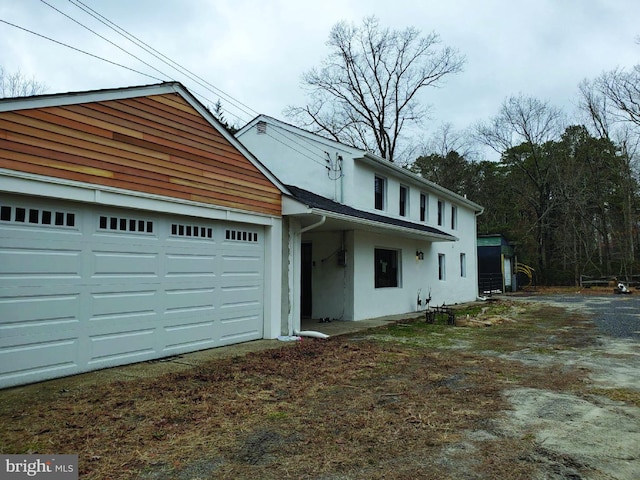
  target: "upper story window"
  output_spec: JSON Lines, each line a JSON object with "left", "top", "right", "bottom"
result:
{"left": 451, "top": 205, "right": 458, "bottom": 230}
{"left": 437, "top": 200, "right": 444, "bottom": 226}
{"left": 399, "top": 185, "right": 408, "bottom": 217}
{"left": 374, "top": 176, "right": 386, "bottom": 211}
{"left": 420, "top": 193, "right": 427, "bottom": 222}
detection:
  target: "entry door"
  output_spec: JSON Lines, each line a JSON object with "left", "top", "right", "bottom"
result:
{"left": 301, "top": 243, "right": 312, "bottom": 318}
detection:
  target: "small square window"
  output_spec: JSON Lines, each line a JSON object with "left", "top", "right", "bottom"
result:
{"left": 16, "top": 208, "right": 26, "bottom": 222}
{"left": 0, "top": 206, "right": 11, "bottom": 221}
{"left": 55, "top": 212, "right": 65, "bottom": 226}
{"left": 42, "top": 211, "right": 52, "bottom": 225}
{"left": 66, "top": 213, "right": 75, "bottom": 227}
{"left": 29, "top": 209, "right": 39, "bottom": 224}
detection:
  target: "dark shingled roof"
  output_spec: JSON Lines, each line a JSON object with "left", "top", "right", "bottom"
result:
{"left": 286, "top": 185, "right": 456, "bottom": 240}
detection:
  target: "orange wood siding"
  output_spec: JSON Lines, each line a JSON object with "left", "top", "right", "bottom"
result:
{"left": 0, "top": 93, "right": 281, "bottom": 216}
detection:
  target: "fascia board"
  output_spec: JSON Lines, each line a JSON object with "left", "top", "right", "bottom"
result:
{"left": 0, "top": 82, "right": 177, "bottom": 113}
{"left": 310, "top": 207, "right": 458, "bottom": 242}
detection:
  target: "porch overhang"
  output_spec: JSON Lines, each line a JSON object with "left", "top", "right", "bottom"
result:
{"left": 282, "top": 185, "right": 457, "bottom": 242}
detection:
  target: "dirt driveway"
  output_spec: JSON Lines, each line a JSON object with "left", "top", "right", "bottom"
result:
{"left": 1, "top": 293, "right": 639, "bottom": 479}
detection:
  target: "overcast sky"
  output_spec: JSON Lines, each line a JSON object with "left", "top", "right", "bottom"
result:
{"left": 1, "top": 0, "right": 638, "bottom": 160}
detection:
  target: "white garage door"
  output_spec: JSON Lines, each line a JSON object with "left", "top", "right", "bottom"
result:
{"left": 0, "top": 194, "right": 265, "bottom": 388}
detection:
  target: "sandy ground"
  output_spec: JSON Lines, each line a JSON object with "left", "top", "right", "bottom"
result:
{"left": 494, "top": 296, "right": 640, "bottom": 480}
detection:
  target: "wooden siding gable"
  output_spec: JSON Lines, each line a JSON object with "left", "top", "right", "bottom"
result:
{"left": 0, "top": 88, "right": 282, "bottom": 216}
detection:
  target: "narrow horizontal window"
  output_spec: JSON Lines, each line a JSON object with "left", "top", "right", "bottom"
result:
{"left": 225, "top": 228, "right": 259, "bottom": 243}
{"left": 0, "top": 203, "right": 77, "bottom": 229}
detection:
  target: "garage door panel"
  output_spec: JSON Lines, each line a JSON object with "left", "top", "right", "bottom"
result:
{"left": 218, "top": 315, "right": 262, "bottom": 345}
{"left": 0, "top": 293, "right": 79, "bottom": 341}
{"left": 165, "top": 253, "right": 217, "bottom": 277}
{"left": 87, "top": 328, "right": 156, "bottom": 365}
{"left": 91, "top": 251, "right": 159, "bottom": 278}
{"left": 0, "top": 246, "right": 82, "bottom": 286}
{"left": 220, "top": 254, "right": 262, "bottom": 276}
{"left": 90, "top": 289, "right": 159, "bottom": 318}
{"left": 0, "top": 338, "right": 79, "bottom": 385}
{"left": 163, "top": 321, "right": 215, "bottom": 351}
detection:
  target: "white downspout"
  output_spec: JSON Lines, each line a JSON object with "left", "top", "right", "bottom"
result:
{"left": 294, "top": 215, "right": 329, "bottom": 338}
{"left": 300, "top": 215, "right": 326, "bottom": 234}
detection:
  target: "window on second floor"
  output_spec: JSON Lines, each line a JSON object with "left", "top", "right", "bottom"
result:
{"left": 451, "top": 205, "right": 458, "bottom": 230}
{"left": 399, "top": 185, "right": 408, "bottom": 217}
{"left": 420, "top": 193, "right": 427, "bottom": 222}
{"left": 437, "top": 200, "right": 444, "bottom": 226}
{"left": 374, "top": 176, "right": 386, "bottom": 211}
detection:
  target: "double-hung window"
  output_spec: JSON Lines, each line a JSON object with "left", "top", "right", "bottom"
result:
{"left": 399, "top": 185, "right": 408, "bottom": 217}
{"left": 437, "top": 200, "right": 444, "bottom": 226}
{"left": 438, "top": 254, "right": 446, "bottom": 280}
{"left": 420, "top": 193, "right": 427, "bottom": 222}
{"left": 374, "top": 176, "right": 386, "bottom": 211}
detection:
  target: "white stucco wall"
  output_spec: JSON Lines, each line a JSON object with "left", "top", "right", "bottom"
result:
{"left": 238, "top": 122, "right": 353, "bottom": 202}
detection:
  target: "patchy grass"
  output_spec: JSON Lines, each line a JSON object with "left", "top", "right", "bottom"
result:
{"left": 589, "top": 387, "right": 640, "bottom": 408}
{"left": 0, "top": 300, "right": 615, "bottom": 479}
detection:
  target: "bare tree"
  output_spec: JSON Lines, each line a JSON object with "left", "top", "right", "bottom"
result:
{"left": 420, "top": 122, "right": 477, "bottom": 159}
{"left": 596, "top": 66, "right": 640, "bottom": 128}
{"left": 0, "top": 66, "right": 47, "bottom": 98}
{"left": 285, "top": 16, "right": 465, "bottom": 163}
{"left": 577, "top": 78, "right": 612, "bottom": 140}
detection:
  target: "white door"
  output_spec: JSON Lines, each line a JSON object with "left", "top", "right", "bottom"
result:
{"left": 503, "top": 255, "right": 512, "bottom": 289}
{"left": 0, "top": 194, "right": 264, "bottom": 388}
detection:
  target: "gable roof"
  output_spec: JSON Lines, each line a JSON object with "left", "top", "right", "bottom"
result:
{"left": 286, "top": 185, "right": 457, "bottom": 242}
{"left": 0, "top": 82, "right": 288, "bottom": 195}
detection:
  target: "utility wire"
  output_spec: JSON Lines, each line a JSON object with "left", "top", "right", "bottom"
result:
{"left": 68, "top": 0, "right": 257, "bottom": 122}
{"left": 0, "top": 18, "right": 164, "bottom": 82}
{"left": 39, "top": 0, "right": 172, "bottom": 82}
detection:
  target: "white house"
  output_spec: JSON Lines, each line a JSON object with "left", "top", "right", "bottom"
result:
{"left": 236, "top": 115, "right": 484, "bottom": 335}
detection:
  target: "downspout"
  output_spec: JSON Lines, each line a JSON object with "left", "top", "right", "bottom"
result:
{"left": 294, "top": 215, "right": 329, "bottom": 339}
{"left": 300, "top": 215, "right": 326, "bottom": 234}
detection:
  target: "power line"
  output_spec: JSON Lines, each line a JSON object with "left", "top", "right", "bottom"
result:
{"left": 67, "top": 0, "right": 258, "bottom": 123}
{"left": 0, "top": 18, "right": 164, "bottom": 82}
{"left": 39, "top": 0, "right": 172, "bottom": 82}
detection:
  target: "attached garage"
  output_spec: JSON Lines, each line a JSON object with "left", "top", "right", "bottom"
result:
{"left": 0, "top": 82, "right": 284, "bottom": 388}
